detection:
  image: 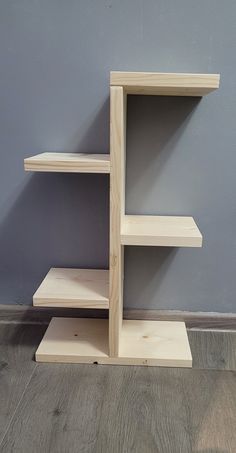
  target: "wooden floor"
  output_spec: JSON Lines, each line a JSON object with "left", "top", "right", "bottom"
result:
{"left": 0, "top": 323, "right": 236, "bottom": 452}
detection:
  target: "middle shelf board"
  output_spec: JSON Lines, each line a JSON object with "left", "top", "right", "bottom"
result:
{"left": 33, "top": 268, "right": 109, "bottom": 309}
{"left": 24, "top": 152, "right": 110, "bottom": 173}
{"left": 121, "top": 215, "right": 202, "bottom": 247}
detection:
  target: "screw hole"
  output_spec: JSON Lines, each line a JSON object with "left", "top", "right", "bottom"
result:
{"left": 74, "top": 334, "right": 78, "bottom": 337}
{"left": 93, "top": 361, "right": 98, "bottom": 365}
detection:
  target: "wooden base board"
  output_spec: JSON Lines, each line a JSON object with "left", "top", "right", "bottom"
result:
{"left": 36, "top": 317, "right": 192, "bottom": 367}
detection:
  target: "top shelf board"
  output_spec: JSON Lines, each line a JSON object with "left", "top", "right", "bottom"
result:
{"left": 110, "top": 72, "right": 220, "bottom": 96}
{"left": 24, "top": 152, "right": 110, "bottom": 174}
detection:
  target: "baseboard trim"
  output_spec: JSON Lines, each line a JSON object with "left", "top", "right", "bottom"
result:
{"left": 124, "top": 309, "right": 236, "bottom": 330}
{"left": 0, "top": 305, "right": 236, "bottom": 330}
{"left": 0, "top": 305, "right": 108, "bottom": 324}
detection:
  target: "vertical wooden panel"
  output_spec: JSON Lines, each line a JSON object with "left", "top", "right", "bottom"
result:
{"left": 109, "top": 86, "right": 126, "bottom": 356}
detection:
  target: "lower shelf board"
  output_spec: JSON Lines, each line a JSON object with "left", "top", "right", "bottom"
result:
{"left": 33, "top": 268, "right": 109, "bottom": 309}
{"left": 36, "top": 317, "right": 192, "bottom": 367}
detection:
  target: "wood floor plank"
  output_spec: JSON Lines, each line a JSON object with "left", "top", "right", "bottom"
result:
{"left": 1, "top": 361, "right": 236, "bottom": 453}
{"left": 188, "top": 330, "right": 236, "bottom": 370}
{"left": 0, "top": 323, "right": 46, "bottom": 444}
{"left": 1, "top": 323, "right": 236, "bottom": 452}
{"left": 0, "top": 362, "right": 109, "bottom": 453}
{"left": 95, "top": 367, "right": 236, "bottom": 453}
{"left": 95, "top": 367, "right": 191, "bottom": 453}
{"left": 177, "top": 368, "right": 236, "bottom": 453}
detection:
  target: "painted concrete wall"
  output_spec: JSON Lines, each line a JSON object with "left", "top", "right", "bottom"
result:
{"left": 0, "top": 1, "right": 235, "bottom": 311}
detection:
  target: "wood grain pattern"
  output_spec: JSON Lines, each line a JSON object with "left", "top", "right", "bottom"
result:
{"left": 0, "top": 362, "right": 108, "bottom": 453}
{"left": 95, "top": 367, "right": 236, "bottom": 453}
{"left": 188, "top": 330, "right": 236, "bottom": 371}
{"left": 110, "top": 71, "right": 220, "bottom": 96}
{"left": 35, "top": 317, "right": 192, "bottom": 367}
{"left": 119, "top": 319, "right": 192, "bottom": 367}
{"left": 109, "top": 87, "right": 126, "bottom": 356}
{"left": 33, "top": 268, "right": 109, "bottom": 309}
{"left": 22, "top": 71, "right": 220, "bottom": 366}
{"left": 121, "top": 215, "right": 202, "bottom": 247}
{"left": 0, "top": 323, "right": 46, "bottom": 445}
{"left": 1, "top": 355, "right": 235, "bottom": 453}
{"left": 24, "top": 152, "right": 110, "bottom": 173}
{"left": 36, "top": 317, "right": 109, "bottom": 362}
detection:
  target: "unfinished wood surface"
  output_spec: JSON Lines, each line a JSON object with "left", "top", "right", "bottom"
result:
{"left": 109, "top": 87, "right": 126, "bottom": 356}
{"left": 119, "top": 320, "right": 192, "bottom": 367}
{"left": 36, "top": 317, "right": 109, "bottom": 362}
{"left": 33, "top": 268, "right": 109, "bottom": 309}
{"left": 35, "top": 317, "right": 192, "bottom": 367}
{"left": 24, "top": 152, "right": 110, "bottom": 173}
{"left": 110, "top": 71, "right": 220, "bottom": 96}
{"left": 121, "top": 215, "right": 202, "bottom": 247}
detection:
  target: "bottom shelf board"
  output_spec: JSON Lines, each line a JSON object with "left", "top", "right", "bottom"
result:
{"left": 36, "top": 317, "right": 192, "bottom": 367}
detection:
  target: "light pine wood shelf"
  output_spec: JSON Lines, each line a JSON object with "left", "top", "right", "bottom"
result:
{"left": 110, "top": 71, "right": 220, "bottom": 96}
{"left": 24, "top": 152, "right": 110, "bottom": 173}
{"left": 121, "top": 215, "right": 202, "bottom": 247}
{"left": 26, "top": 70, "right": 220, "bottom": 368}
{"left": 36, "top": 317, "right": 192, "bottom": 367}
{"left": 33, "top": 268, "right": 109, "bottom": 309}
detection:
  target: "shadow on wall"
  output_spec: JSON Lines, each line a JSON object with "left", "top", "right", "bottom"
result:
{"left": 126, "top": 94, "right": 201, "bottom": 215}
{"left": 0, "top": 99, "right": 110, "bottom": 305}
{"left": 124, "top": 246, "right": 177, "bottom": 309}
{"left": 0, "top": 173, "right": 109, "bottom": 304}
{"left": 69, "top": 97, "right": 109, "bottom": 153}
{"left": 124, "top": 95, "right": 201, "bottom": 309}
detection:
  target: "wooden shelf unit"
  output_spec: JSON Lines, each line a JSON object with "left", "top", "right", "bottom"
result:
{"left": 25, "top": 71, "right": 220, "bottom": 367}
{"left": 24, "top": 152, "right": 110, "bottom": 173}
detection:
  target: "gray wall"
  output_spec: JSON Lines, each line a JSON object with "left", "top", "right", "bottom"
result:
{"left": 0, "top": 1, "right": 235, "bottom": 312}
